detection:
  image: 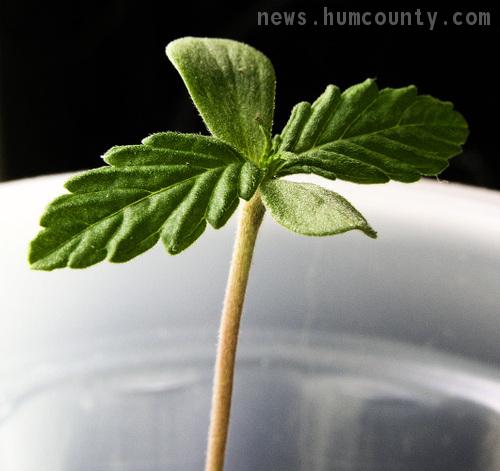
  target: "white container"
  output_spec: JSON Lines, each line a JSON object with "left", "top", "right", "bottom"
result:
{"left": 1, "top": 174, "right": 500, "bottom": 470}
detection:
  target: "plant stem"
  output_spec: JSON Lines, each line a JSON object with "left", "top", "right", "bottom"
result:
{"left": 205, "top": 191, "right": 266, "bottom": 471}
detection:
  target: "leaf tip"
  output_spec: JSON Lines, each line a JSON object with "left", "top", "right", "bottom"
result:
{"left": 363, "top": 226, "right": 378, "bottom": 239}
{"left": 27, "top": 246, "right": 40, "bottom": 270}
{"left": 165, "top": 36, "right": 208, "bottom": 65}
{"left": 141, "top": 134, "right": 155, "bottom": 146}
{"left": 27, "top": 245, "right": 51, "bottom": 271}
{"left": 101, "top": 145, "right": 122, "bottom": 165}
{"left": 165, "top": 37, "right": 186, "bottom": 62}
{"left": 28, "top": 261, "right": 45, "bottom": 271}
{"left": 364, "top": 77, "right": 377, "bottom": 88}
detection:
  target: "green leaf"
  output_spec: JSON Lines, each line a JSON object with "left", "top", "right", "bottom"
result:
{"left": 166, "top": 37, "right": 276, "bottom": 164}
{"left": 29, "top": 132, "right": 263, "bottom": 270}
{"left": 260, "top": 179, "right": 376, "bottom": 239}
{"left": 276, "top": 79, "right": 468, "bottom": 183}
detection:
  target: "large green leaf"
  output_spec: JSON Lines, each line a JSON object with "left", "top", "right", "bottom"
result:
{"left": 276, "top": 79, "right": 468, "bottom": 183}
{"left": 29, "top": 133, "right": 263, "bottom": 270}
{"left": 166, "top": 37, "right": 276, "bottom": 164}
{"left": 261, "top": 179, "right": 376, "bottom": 238}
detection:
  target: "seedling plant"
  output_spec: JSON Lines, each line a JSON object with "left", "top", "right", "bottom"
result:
{"left": 29, "top": 37, "right": 468, "bottom": 471}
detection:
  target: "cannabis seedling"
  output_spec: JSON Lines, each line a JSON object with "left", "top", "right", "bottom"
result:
{"left": 29, "top": 37, "right": 468, "bottom": 471}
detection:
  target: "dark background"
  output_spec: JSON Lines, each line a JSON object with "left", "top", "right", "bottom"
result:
{"left": 0, "top": 1, "right": 497, "bottom": 188}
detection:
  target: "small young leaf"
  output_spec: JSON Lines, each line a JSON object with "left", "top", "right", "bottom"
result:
{"left": 29, "top": 133, "right": 263, "bottom": 270}
{"left": 277, "top": 79, "right": 468, "bottom": 183}
{"left": 166, "top": 37, "right": 276, "bottom": 164}
{"left": 260, "top": 179, "right": 376, "bottom": 238}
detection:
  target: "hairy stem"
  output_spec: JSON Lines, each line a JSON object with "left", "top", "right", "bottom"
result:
{"left": 205, "top": 191, "right": 266, "bottom": 471}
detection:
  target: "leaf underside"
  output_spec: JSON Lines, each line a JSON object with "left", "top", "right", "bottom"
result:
{"left": 276, "top": 79, "right": 468, "bottom": 183}
{"left": 29, "top": 133, "right": 263, "bottom": 270}
{"left": 261, "top": 179, "right": 376, "bottom": 238}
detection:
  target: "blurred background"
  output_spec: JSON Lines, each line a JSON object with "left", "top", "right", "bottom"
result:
{"left": 0, "top": 1, "right": 497, "bottom": 188}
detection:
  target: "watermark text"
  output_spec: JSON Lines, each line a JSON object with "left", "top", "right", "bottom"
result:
{"left": 257, "top": 8, "right": 491, "bottom": 31}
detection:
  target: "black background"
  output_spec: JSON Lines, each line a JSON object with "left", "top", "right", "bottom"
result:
{"left": 0, "top": 1, "right": 497, "bottom": 188}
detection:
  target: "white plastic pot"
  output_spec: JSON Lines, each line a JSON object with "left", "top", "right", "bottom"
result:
{"left": 1, "top": 174, "right": 500, "bottom": 470}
